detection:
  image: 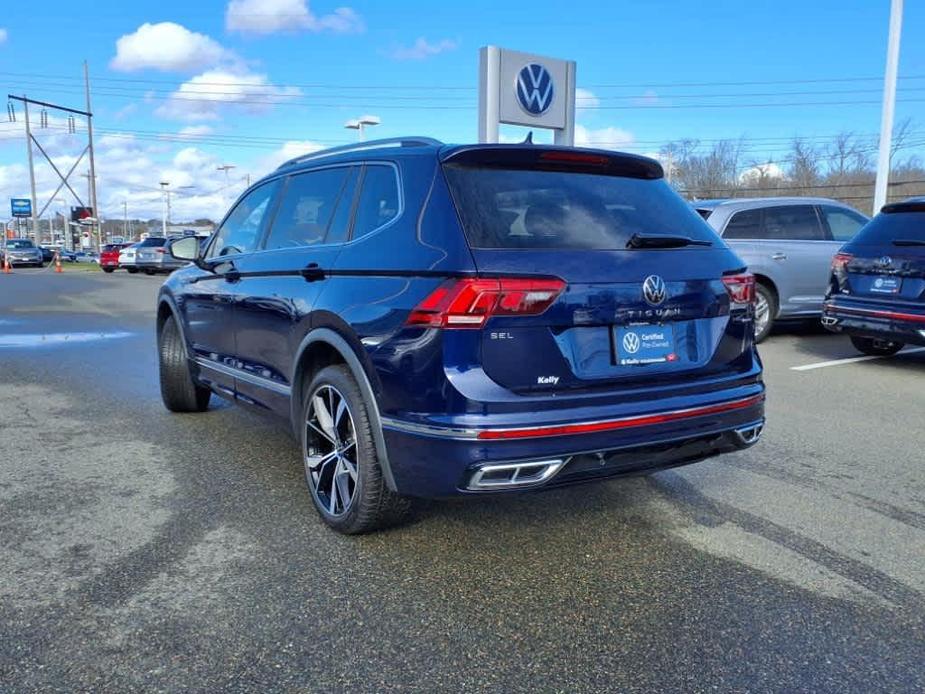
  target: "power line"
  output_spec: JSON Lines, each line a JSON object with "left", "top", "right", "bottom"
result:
{"left": 3, "top": 69, "right": 925, "bottom": 92}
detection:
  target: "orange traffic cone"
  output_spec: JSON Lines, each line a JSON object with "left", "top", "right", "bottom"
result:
{"left": 2, "top": 255, "right": 11, "bottom": 274}
{"left": 54, "top": 251, "right": 62, "bottom": 273}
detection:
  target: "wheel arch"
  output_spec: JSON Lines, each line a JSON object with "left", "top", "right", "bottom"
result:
{"left": 291, "top": 327, "right": 398, "bottom": 491}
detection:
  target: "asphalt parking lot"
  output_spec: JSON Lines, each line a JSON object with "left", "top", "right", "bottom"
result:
{"left": 1, "top": 270, "right": 923, "bottom": 692}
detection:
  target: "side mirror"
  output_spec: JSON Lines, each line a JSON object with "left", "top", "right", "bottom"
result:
{"left": 168, "top": 236, "right": 201, "bottom": 264}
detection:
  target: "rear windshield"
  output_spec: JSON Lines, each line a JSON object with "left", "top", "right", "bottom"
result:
{"left": 851, "top": 212, "right": 925, "bottom": 246}
{"left": 8, "top": 240, "right": 35, "bottom": 249}
{"left": 443, "top": 165, "right": 720, "bottom": 250}
{"left": 102, "top": 244, "right": 124, "bottom": 252}
{"left": 138, "top": 237, "right": 167, "bottom": 247}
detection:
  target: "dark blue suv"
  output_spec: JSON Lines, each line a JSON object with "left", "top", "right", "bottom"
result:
{"left": 157, "top": 138, "right": 765, "bottom": 533}
{"left": 823, "top": 198, "right": 925, "bottom": 354}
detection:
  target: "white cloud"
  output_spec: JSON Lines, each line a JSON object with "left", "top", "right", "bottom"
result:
{"left": 155, "top": 69, "right": 301, "bottom": 121}
{"left": 0, "top": 28, "right": 8, "bottom": 44}
{"left": 257, "top": 140, "right": 326, "bottom": 173}
{"left": 226, "top": 0, "right": 364, "bottom": 35}
{"left": 575, "top": 88, "right": 599, "bottom": 111}
{"left": 176, "top": 125, "right": 214, "bottom": 140}
{"left": 111, "top": 22, "right": 230, "bottom": 72}
{"left": 575, "top": 124, "right": 635, "bottom": 151}
{"left": 739, "top": 162, "right": 785, "bottom": 183}
{"left": 390, "top": 37, "right": 458, "bottom": 61}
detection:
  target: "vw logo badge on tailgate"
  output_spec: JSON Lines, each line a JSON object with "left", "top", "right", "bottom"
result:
{"left": 622, "top": 332, "right": 641, "bottom": 354}
{"left": 642, "top": 275, "right": 667, "bottom": 306}
{"left": 516, "top": 63, "right": 554, "bottom": 116}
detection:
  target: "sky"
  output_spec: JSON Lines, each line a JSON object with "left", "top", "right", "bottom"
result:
{"left": 0, "top": 0, "right": 923, "bottom": 222}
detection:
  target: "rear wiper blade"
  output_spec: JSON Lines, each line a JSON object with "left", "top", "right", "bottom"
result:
{"left": 626, "top": 233, "right": 712, "bottom": 249}
{"left": 892, "top": 239, "right": 925, "bottom": 246}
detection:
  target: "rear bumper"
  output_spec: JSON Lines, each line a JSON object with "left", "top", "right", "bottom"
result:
{"left": 822, "top": 299, "right": 925, "bottom": 346}
{"left": 381, "top": 387, "right": 765, "bottom": 497}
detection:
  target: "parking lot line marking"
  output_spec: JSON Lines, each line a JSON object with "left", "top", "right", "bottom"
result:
{"left": 791, "top": 347, "right": 925, "bottom": 372}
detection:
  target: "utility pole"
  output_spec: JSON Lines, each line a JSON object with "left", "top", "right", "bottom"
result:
{"left": 22, "top": 96, "right": 39, "bottom": 243}
{"left": 123, "top": 201, "right": 128, "bottom": 238}
{"left": 84, "top": 61, "right": 100, "bottom": 251}
{"left": 874, "top": 0, "right": 903, "bottom": 213}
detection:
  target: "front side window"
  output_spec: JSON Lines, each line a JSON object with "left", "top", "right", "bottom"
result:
{"left": 762, "top": 205, "right": 825, "bottom": 241}
{"left": 822, "top": 205, "right": 867, "bottom": 242}
{"left": 208, "top": 180, "right": 279, "bottom": 259}
{"left": 265, "top": 167, "right": 354, "bottom": 250}
{"left": 352, "top": 165, "right": 401, "bottom": 240}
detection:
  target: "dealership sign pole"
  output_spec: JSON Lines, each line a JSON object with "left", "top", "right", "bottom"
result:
{"left": 478, "top": 46, "right": 576, "bottom": 146}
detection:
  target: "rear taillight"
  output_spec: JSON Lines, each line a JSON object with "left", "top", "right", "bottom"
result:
{"left": 722, "top": 273, "right": 756, "bottom": 305}
{"left": 831, "top": 252, "right": 853, "bottom": 272}
{"left": 407, "top": 277, "right": 566, "bottom": 329}
{"left": 155, "top": 248, "right": 165, "bottom": 254}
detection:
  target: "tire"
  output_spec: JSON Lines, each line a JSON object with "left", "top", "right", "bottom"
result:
{"left": 754, "top": 282, "right": 778, "bottom": 343}
{"left": 103, "top": 267, "right": 114, "bottom": 273}
{"left": 301, "top": 365, "right": 411, "bottom": 534}
{"left": 158, "top": 315, "right": 211, "bottom": 413}
{"left": 127, "top": 267, "right": 139, "bottom": 274}
{"left": 144, "top": 268, "right": 155, "bottom": 275}
{"left": 850, "top": 335, "right": 904, "bottom": 356}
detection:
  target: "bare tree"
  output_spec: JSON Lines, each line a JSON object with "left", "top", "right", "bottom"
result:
{"left": 787, "top": 138, "right": 820, "bottom": 189}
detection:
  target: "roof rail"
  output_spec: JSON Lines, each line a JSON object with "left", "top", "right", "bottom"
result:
{"left": 277, "top": 136, "right": 443, "bottom": 170}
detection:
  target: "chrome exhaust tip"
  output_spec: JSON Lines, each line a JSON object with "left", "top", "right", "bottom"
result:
{"left": 821, "top": 315, "right": 839, "bottom": 327}
{"left": 734, "top": 424, "right": 763, "bottom": 446}
{"left": 467, "top": 459, "right": 566, "bottom": 490}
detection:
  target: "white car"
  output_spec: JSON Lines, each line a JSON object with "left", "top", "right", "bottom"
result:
{"left": 118, "top": 243, "right": 141, "bottom": 273}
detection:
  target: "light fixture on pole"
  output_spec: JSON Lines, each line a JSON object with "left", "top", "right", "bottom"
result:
{"left": 344, "top": 115, "right": 380, "bottom": 141}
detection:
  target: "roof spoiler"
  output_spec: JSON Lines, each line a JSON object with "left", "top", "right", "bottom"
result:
{"left": 882, "top": 201, "right": 925, "bottom": 214}
{"left": 440, "top": 144, "right": 663, "bottom": 180}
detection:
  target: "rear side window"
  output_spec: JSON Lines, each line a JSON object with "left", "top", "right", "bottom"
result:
{"left": 352, "top": 165, "right": 401, "bottom": 240}
{"left": 762, "top": 205, "right": 825, "bottom": 241}
{"left": 265, "top": 167, "right": 354, "bottom": 249}
{"left": 851, "top": 211, "right": 925, "bottom": 246}
{"left": 723, "top": 209, "right": 763, "bottom": 239}
{"left": 443, "top": 166, "right": 717, "bottom": 249}
{"left": 821, "top": 205, "right": 867, "bottom": 242}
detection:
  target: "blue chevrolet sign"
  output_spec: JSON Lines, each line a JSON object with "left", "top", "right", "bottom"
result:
{"left": 11, "top": 198, "right": 32, "bottom": 218}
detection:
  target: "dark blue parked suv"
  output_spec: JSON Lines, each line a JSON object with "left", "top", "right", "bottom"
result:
{"left": 823, "top": 198, "right": 925, "bottom": 354}
{"left": 156, "top": 138, "right": 765, "bottom": 534}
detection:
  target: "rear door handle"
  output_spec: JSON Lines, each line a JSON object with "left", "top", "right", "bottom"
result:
{"left": 771, "top": 252, "right": 787, "bottom": 261}
{"left": 300, "top": 263, "right": 326, "bottom": 282}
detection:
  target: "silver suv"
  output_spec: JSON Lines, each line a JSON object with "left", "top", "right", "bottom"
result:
{"left": 696, "top": 197, "right": 868, "bottom": 341}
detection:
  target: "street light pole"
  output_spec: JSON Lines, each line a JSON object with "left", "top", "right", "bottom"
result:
{"left": 873, "top": 0, "right": 904, "bottom": 213}
{"left": 217, "top": 164, "right": 236, "bottom": 208}
{"left": 160, "top": 181, "right": 170, "bottom": 236}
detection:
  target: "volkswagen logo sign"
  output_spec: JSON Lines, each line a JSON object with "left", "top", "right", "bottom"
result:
{"left": 878, "top": 256, "right": 893, "bottom": 268}
{"left": 642, "top": 275, "right": 668, "bottom": 306}
{"left": 516, "top": 63, "right": 554, "bottom": 116}
{"left": 622, "top": 332, "right": 641, "bottom": 354}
